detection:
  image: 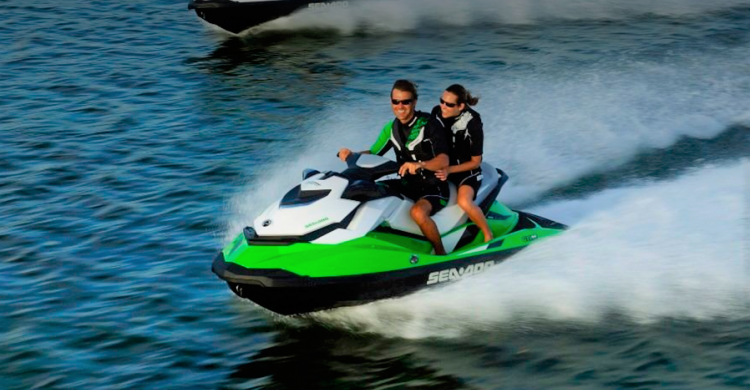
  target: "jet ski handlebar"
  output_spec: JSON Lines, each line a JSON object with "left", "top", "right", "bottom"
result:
{"left": 339, "top": 153, "right": 399, "bottom": 182}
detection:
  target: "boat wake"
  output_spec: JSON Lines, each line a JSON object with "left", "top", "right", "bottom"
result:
{"left": 226, "top": 39, "right": 750, "bottom": 239}
{"left": 220, "top": 0, "right": 750, "bottom": 335}
{"left": 302, "top": 161, "right": 749, "bottom": 338}
{"left": 253, "top": 0, "right": 750, "bottom": 34}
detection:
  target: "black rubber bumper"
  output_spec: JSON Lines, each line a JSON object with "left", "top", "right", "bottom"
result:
{"left": 210, "top": 247, "right": 524, "bottom": 315}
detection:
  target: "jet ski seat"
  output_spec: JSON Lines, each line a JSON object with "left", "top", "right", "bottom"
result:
{"left": 383, "top": 163, "right": 501, "bottom": 236}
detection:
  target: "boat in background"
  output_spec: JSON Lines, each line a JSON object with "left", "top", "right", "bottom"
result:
{"left": 188, "top": 0, "right": 349, "bottom": 34}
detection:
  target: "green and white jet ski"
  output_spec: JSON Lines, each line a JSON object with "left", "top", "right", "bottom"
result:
{"left": 213, "top": 153, "right": 566, "bottom": 315}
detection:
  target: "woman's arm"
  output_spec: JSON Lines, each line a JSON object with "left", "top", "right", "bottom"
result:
{"left": 399, "top": 153, "right": 448, "bottom": 176}
{"left": 447, "top": 155, "right": 482, "bottom": 174}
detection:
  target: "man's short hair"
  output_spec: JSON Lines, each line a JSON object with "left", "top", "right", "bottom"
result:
{"left": 391, "top": 79, "right": 418, "bottom": 100}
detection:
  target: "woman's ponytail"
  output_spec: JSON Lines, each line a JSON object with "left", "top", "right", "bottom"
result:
{"left": 446, "top": 84, "right": 479, "bottom": 106}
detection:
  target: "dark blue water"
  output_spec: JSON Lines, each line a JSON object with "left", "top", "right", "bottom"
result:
{"left": 2, "top": 1, "right": 749, "bottom": 389}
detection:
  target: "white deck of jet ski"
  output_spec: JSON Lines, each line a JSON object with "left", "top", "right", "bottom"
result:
{"left": 252, "top": 159, "right": 499, "bottom": 252}
{"left": 382, "top": 162, "right": 498, "bottom": 236}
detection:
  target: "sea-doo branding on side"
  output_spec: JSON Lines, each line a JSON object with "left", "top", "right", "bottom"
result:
{"left": 308, "top": 1, "right": 348, "bottom": 8}
{"left": 212, "top": 153, "right": 567, "bottom": 315}
{"left": 426, "top": 261, "right": 495, "bottom": 285}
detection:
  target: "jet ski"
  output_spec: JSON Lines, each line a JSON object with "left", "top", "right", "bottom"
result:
{"left": 188, "top": 0, "right": 349, "bottom": 34}
{"left": 213, "top": 153, "right": 567, "bottom": 315}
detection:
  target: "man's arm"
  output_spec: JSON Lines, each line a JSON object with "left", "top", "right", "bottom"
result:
{"left": 423, "top": 116, "right": 451, "bottom": 171}
{"left": 369, "top": 122, "right": 393, "bottom": 156}
{"left": 420, "top": 153, "right": 449, "bottom": 171}
{"left": 338, "top": 148, "right": 371, "bottom": 162}
{"left": 399, "top": 153, "right": 448, "bottom": 176}
{"left": 339, "top": 122, "right": 392, "bottom": 162}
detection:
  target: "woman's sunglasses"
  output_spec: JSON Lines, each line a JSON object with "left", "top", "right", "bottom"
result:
{"left": 440, "top": 98, "right": 458, "bottom": 108}
{"left": 391, "top": 99, "right": 414, "bottom": 106}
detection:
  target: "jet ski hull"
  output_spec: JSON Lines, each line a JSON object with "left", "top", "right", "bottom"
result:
{"left": 214, "top": 246, "right": 524, "bottom": 315}
{"left": 213, "top": 210, "right": 566, "bottom": 315}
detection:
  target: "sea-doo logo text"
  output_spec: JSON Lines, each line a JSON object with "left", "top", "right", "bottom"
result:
{"left": 308, "top": 1, "right": 348, "bottom": 8}
{"left": 426, "top": 261, "right": 495, "bottom": 285}
{"left": 229, "top": 236, "right": 243, "bottom": 254}
{"left": 305, "top": 217, "right": 329, "bottom": 229}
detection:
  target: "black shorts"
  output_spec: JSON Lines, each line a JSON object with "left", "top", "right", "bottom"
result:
{"left": 382, "top": 178, "right": 450, "bottom": 216}
{"left": 448, "top": 171, "right": 482, "bottom": 199}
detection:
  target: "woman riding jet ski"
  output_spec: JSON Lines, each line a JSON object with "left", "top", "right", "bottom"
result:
{"left": 212, "top": 153, "right": 566, "bottom": 315}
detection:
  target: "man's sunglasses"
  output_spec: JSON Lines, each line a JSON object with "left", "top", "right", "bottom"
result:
{"left": 391, "top": 99, "right": 414, "bottom": 106}
{"left": 440, "top": 98, "right": 459, "bottom": 108}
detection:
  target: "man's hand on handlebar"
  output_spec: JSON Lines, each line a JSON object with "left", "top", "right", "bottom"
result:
{"left": 338, "top": 148, "right": 353, "bottom": 162}
{"left": 398, "top": 162, "right": 423, "bottom": 176}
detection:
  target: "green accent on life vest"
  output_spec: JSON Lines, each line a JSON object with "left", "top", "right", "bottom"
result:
{"left": 406, "top": 117, "right": 429, "bottom": 144}
{"left": 370, "top": 116, "right": 429, "bottom": 155}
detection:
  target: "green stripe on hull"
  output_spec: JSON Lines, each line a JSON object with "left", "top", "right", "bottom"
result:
{"left": 222, "top": 201, "right": 564, "bottom": 278}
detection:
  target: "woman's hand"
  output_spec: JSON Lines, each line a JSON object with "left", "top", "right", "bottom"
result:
{"left": 398, "top": 162, "right": 423, "bottom": 176}
{"left": 434, "top": 167, "right": 450, "bottom": 181}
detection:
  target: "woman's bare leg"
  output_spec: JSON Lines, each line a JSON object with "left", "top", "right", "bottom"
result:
{"left": 457, "top": 185, "right": 493, "bottom": 243}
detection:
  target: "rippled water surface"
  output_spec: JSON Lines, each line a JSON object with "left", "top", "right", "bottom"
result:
{"left": 2, "top": 1, "right": 749, "bottom": 389}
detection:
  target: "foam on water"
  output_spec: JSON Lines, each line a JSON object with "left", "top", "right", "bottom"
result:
{"left": 254, "top": 0, "right": 750, "bottom": 34}
{"left": 479, "top": 45, "right": 750, "bottom": 203}
{"left": 307, "top": 161, "right": 749, "bottom": 338}
{"left": 227, "top": 35, "right": 750, "bottom": 238}
{"left": 224, "top": 3, "right": 750, "bottom": 335}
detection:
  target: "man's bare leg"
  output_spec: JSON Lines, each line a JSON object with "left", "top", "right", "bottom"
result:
{"left": 410, "top": 199, "right": 446, "bottom": 255}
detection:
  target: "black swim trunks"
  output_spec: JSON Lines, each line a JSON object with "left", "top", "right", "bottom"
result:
{"left": 383, "top": 177, "right": 449, "bottom": 216}
{"left": 448, "top": 170, "right": 482, "bottom": 199}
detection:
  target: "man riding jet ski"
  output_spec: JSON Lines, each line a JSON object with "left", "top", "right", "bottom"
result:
{"left": 212, "top": 153, "right": 567, "bottom": 315}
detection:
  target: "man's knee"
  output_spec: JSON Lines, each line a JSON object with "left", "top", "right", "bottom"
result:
{"left": 410, "top": 202, "right": 432, "bottom": 224}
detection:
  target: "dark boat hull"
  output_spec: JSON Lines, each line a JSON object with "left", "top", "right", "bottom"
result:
{"left": 188, "top": 0, "right": 342, "bottom": 34}
{"left": 213, "top": 246, "right": 523, "bottom": 315}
